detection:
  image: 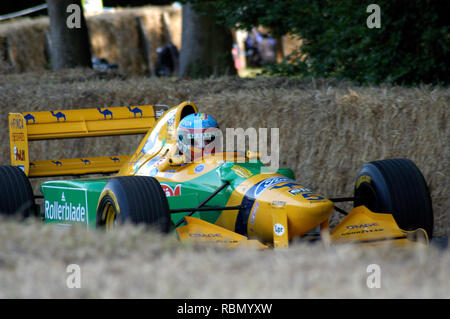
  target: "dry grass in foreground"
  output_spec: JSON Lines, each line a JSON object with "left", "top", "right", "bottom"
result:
{"left": 0, "top": 218, "right": 448, "bottom": 298}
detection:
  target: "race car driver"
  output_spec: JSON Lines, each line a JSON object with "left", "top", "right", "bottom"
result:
{"left": 175, "top": 113, "right": 222, "bottom": 163}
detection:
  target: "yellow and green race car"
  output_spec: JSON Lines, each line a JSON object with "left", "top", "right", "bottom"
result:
{"left": 1, "top": 101, "right": 433, "bottom": 249}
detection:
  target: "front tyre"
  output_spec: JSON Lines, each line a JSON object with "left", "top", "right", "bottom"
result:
{"left": 354, "top": 158, "right": 433, "bottom": 238}
{"left": 96, "top": 176, "right": 170, "bottom": 233}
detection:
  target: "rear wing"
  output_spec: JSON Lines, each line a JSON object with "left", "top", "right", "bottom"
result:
{"left": 8, "top": 104, "right": 168, "bottom": 177}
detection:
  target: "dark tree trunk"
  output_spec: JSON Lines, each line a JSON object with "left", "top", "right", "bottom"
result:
{"left": 179, "top": 3, "right": 236, "bottom": 78}
{"left": 46, "top": 0, "right": 92, "bottom": 69}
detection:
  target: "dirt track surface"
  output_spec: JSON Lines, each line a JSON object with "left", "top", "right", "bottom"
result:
{"left": 0, "top": 219, "right": 448, "bottom": 298}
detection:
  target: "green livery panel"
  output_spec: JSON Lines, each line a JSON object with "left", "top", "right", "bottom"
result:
{"left": 39, "top": 162, "right": 295, "bottom": 229}
{"left": 40, "top": 178, "right": 109, "bottom": 229}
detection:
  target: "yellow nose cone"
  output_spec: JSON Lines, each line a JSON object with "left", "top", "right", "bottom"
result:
{"left": 286, "top": 198, "right": 334, "bottom": 238}
{"left": 247, "top": 183, "right": 334, "bottom": 242}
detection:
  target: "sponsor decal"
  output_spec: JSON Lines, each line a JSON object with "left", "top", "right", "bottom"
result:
{"left": 167, "top": 111, "right": 176, "bottom": 133}
{"left": 127, "top": 106, "right": 143, "bottom": 118}
{"left": 42, "top": 187, "right": 88, "bottom": 224}
{"left": 97, "top": 107, "right": 113, "bottom": 119}
{"left": 194, "top": 164, "right": 205, "bottom": 173}
{"left": 13, "top": 146, "right": 25, "bottom": 161}
{"left": 301, "top": 192, "right": 325, "bottom": 201}
{"left": 288, "top": 187, "right": 311, "bottom": 195}
{"left": 272, "top": 200, "right": 286, "bottom": 207}
{"left": 10, "top": 117, "right": 24, "bottom": 129}
{"left": 109, "top": 157, "right": 120, "bottom": 163}
{"left": 269, "top": 182, "right": 325, "bottom": 200}
{"left": 50, "top": 111, "right": 66, "bottom": 122}
{"left": 189, "top": 233, "right": 222, "bottom": 238}
{"left": 346, "top": 223, "right": 379, "bottom": 230}
{"left": 270, "top": 182, "right": 299, "bottom": 190}
{"left": 160, "top": 183, "right": 181, "bottom": 197}
{"left": 342, "top": 228, "right": 384, "bottom": 236}
{"left": 250, "top": 201, "right": 259, "bottom": 224}
{"left": 162, "top": 170, "right": 177, "bottom": 178}
{"left": 11, "top": 132, "right": 25, "bottom": 142}
{"left": 23, "top": 113, "right": 35, "bottom": 124}
{"left": 356, "top": 175, "right": 372, "bottom": 188}
{"left": 341, "top": 223, "right": 384, "bottom": 236}
{"left": 273, "top": 223, "right": 285, "bottom": 236}
{"left": 252, "top": 177, "right": 292, "bottom": 198}
{"left": 80, "top": 158, "right": 91, "bottom": 165}
{"left": 155, "top": 109, "right": 165, "bottom": 119}
{"left": 45, "top": 201, "right": 86, "bottom": 222}
{"left": 232, "top": 165, "right": 252, "bottom": 178}
{"left": 270, "top": 182, "right": 313, "bottom": 196}
{"left": 149, "top": 167, "right": 159, "bottom": 176}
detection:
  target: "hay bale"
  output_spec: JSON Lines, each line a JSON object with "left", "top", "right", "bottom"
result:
{"left": 87, "top": 6, "right": 169, "bottom": 75}
{"left": 0, "top": 5, "right": 182, "bottom": 75}
{"left": 0, "top": 17, "right": 49, "bottom": 72}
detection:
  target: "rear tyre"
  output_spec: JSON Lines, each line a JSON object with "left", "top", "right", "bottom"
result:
{"left": 0, "top": 165, "right": 35, "bottom": 218}
{"left": 354, "top": 158, "right": 433, "bottom": 238}
{"left": 96, "top": 176, "right": 170, "bottom": 233}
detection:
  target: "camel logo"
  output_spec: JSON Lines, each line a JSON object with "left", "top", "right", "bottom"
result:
{"left": 160, "top": 184, "right": 181, "bottom": 197}
{"left": 50, "top": 110, "right": 66, "bottom": 122}
{"left": 97, "top": 107, "right": 113, "bottom": 119}
{"left": 23, "top": 113, "right": 35, "bottom": 124}
{"left": 80, "top": 159, "right": 91, "bottom": 165}
{"left": 52, "top": 160, "right": 63, "bottom": 166}
{"left": 127, "top": 106, "right": 143, "bottom": 118}
{"left": 109, "top": 157, "right": 120, "bottom": 163}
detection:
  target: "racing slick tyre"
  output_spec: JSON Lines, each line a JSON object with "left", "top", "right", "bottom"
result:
{"left": 354, "top": 158, "right": 433, "bottom": 239}
{"left": 0, "top": 165, "right": 35, "bottom": 218}
{"left": 96, "top": 176, "right": 171, "bottom": 233}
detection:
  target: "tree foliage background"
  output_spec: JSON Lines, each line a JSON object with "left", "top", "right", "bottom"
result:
{"left": 189, "top": 0, "right": 448, "bottom": 85}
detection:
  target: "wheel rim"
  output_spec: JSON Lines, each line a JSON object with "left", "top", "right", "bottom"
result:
{"left": 102, "top": 201, "right": 116, "bottom": 230}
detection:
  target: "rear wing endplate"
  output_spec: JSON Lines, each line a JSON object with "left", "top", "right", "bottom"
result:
{"left": 8, "top": 104, "right": 168, "bottom": 177}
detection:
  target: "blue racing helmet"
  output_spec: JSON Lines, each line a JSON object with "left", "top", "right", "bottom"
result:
{"left": 177, "top": 113, "right": 221, "bottom": 161}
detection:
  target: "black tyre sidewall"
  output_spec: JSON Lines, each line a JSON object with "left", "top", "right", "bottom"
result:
{"left": 0, "top": 165, "right": 35, "bottom": 218}
{"left": 354, "top": 163, "right": 393, "bottom": 214}
{"left": 354, "top": 159, "right": 433, "bottom": 238}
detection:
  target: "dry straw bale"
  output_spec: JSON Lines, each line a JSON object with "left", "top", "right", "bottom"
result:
{"left": 87, "top": 6, "right": 179, "bottom": 76}
{"left": 0, "top": 218, "right": 448, "bottom": 298}
{"left": 0, "top": 5, "right": 181, "bottom": 75}
{"left": 0, "top": 70, "right": 448, "bottom": 237}
{"left": 0, "top": 17, "right": 49, "bottom": 72}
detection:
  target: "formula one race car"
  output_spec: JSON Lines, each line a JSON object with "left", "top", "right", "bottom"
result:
{"left": 1, "top": 101, "right": 433, "bottom": 249}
